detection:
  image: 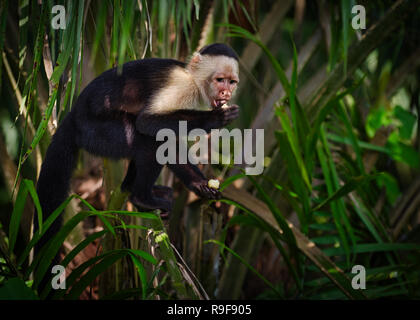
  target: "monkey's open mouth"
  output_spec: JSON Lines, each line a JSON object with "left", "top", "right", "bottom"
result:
{"left": 212, "top": 99, "right": 228, "bottom": 108}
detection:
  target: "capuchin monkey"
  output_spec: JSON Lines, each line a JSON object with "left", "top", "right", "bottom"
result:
{"left": 34, "top": 43, "right": 240, "bottom": 279}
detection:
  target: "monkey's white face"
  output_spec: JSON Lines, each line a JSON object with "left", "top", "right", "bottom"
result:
{"left": 189, "top": 54, "right": 239, "bottom": 108}
{"left": 204, "top": 57, "right": 239, "bottom": 108}
{"left": 209, "top": 67, "right": 239, "bottom": 108}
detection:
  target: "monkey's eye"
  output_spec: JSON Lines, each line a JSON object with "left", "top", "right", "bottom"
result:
{"left": 216, "top": 78, "right": 224, "bottom": 82}
{"left": 230, "top": 80, "right": 238, "bottom": 85}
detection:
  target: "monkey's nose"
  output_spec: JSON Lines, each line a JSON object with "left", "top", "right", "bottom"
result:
{"left": 220, "top": 90, "right": 231, "bottom": 99}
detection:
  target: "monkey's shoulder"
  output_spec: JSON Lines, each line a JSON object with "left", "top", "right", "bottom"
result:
{"left": 119, "top": 58, "right": 186, "bottom": 78}
{"left": 147, "top": 66, "right": 208, "bottom": 115}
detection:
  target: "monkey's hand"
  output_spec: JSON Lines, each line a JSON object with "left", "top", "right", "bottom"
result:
{"left": 212, "top": 104, "right": 239, "bottom": 127}
{"left": 190, "top": 180, "right": 221, "bottom": 200}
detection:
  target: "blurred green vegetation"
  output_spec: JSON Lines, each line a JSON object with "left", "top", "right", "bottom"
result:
{"left": 0, "top": 0, "right": 420, "bottom": 300}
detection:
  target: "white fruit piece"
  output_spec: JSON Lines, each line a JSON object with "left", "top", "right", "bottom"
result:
{"left": 208, "top": 179, "right": 220, "bottom": 189}
{"left": 222, "top": 103, "right": 229, "bottom": 109}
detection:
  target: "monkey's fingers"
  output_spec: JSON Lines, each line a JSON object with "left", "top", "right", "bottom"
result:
{"left": 208, "top": 187, "right": 221, "bottom": 199}
{"left": 226, "top": 108, "right": 239, "bottom": 119}
{"left": 222, "top": 107, "right": 239, "bottom": 125}
{"left": 214, "top": 189, "right": 222, "bottom": 200}
{"left": 200, "top": 185, "right": 221, "bottom": 200}
{"left": 227, "top": 104, "right": 239, "bottom": 114}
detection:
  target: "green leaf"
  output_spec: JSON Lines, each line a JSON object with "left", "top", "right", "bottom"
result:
{"left": 225, "top": 24, "right": 290, "bottom": 92}
{"left": 128, "top": 249, "right": 157, "bottom": 265}
{"left": 220, "top": 173, "right": 246, "bottom": 191}
{"left": 118, "top": 0, "right": 136, "bottom": 66}
{"left": 19, "top": 194, "right": 79, "bottom": 267}
{"left": 32, "top": 210, "right": 92, "bottom": 289}
{"left": 52, "top": 252, "right": 112, "bottom": 300}
{"left": 275, "top": 105, "right": 311, "bottom": 191}
{"left": 275, "top": 131, "right": 310, "bottom": 230}
{"left": 305, "top": 78, "right": 362, "bottom": 164}
{"left": 312, "top": 173, "right": 383, "bottom": 212}
{"left": 376, "top": 172, "right": 401, "bottom": 204}
{"left": 337, "top": 102, "right": 365, "bottom": 173}
{"left": 8, "top": 180, "right": 29, "bottom": 254}
{"left": 311, "top": 235, "right": 341, "bottom": 245}
{"left": 39, "top": 230, "right": 107, "bottom": 299}
{"left": 366, "top": 106, "right": 391, "bottom": 138}
{"left": 327, "top": 133, "right": 390, "bottom": 154}
{"left": 221, "top": 187, "right": 366, "bottom": 299}
{"left": 394, "top": 105, "right": 416, "bottom": 140}
{"left": 89, "top": 2, "right": 108, "bottom": 65}
{"left": 324, "top": 243, "right": 420, "bottom": 256}
{"left": 289, "top": 38, "right": 310, "bottom": 145}
{"left": 328, "top": 10, "right": 340, "bottom": 72}
{"left": 50, "top": 14, "right": 77, "bottom": 84}
{"left": 69, "top": 0, "right": 84, "bottom": 108}
{"left": 99, "top": 210, "right": 159, "bottom": 220}
{"left": 245, "top": 175, "right": 302, "bottom": 286}
{"left": 23, "top": 179, "right": 43, "bottom": 234}
{"left": 66, "top": 251, "right": 126, "bottom": 299}
{"left": 20, "top": 85, "right": 59, "bottom": 166}
{"left": 317, "top": 129, "right": 353, "bottom": 266}
{"left": 386, "top": 133, "right": 420, "bottom": 168}
{"left": 0, "top": 278, "right": 39, "bottom": 300}
{"left": 246, "top": 175, "right": 297, "bottom": 249}
{"left": 129, "top": 253, "right": 148, "bottom": 300}
{"left": 205, "top": 240, "right": 282, "bottom": 297}
{"left": 309, "top": 223, "right": 337, "bottom": 231}
{"left": 341, "top": 0, "right": 351, "bottom": 75}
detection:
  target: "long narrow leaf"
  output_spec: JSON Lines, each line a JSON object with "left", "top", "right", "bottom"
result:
{"left": 206, "top": 239, "right": 282, "bottom": 297}
{"left": 8, "top": 181, "right": 29, "bottom": 254}
{"left": 312, "top": 173, "right": 383, "bottom": 212}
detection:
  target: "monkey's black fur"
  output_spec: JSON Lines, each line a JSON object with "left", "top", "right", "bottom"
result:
{"left": 199, "top": 43, "right": 239, "bottom": 61}
{"left": 35, "top": 47, "right": 239, "bottom": 292}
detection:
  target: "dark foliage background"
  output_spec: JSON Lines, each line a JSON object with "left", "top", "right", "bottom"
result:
{"left": 0, "top": 0, "right": 420, "bottom": 300}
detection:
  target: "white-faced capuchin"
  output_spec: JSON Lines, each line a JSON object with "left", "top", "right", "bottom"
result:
{"left": 35, "top": 43, "right": 240, "bottom": 266}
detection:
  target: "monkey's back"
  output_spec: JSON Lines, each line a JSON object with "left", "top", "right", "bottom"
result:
{"left": 74, "top": 58, "right": 186, "bottom": 117}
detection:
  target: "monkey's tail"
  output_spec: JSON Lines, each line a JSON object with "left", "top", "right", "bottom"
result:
{"left": 35, "top": 114, "right": 78, "bottom": 258}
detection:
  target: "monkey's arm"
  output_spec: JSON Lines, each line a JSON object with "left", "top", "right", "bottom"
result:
{"left": 167, "top": 163, "right": 220, "bottom": 199}
{"left": 135, "top": 105, "right": 239, "bottom": 136}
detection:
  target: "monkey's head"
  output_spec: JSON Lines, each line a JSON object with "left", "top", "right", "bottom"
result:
{"left": 188, "top": 43, "right": 239, "bottom": 108}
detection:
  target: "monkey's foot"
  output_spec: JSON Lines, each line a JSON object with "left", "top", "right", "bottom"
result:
{"left": 151, "top": 186, "right": 173, "bottom": 219}
{"left": 129, "top": 195, "right": 172, "bottom": 219}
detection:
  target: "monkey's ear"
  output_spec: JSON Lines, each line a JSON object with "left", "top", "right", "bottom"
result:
{"left": 189, "top": 52, "right": 202, "bottom": 70}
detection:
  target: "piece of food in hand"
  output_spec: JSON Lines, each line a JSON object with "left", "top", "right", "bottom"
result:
{"left": 208, "top": 179, "right": 220, "bottom": 189}
{"left": 222, "top": 103, "right": 229, "bottom": 109}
